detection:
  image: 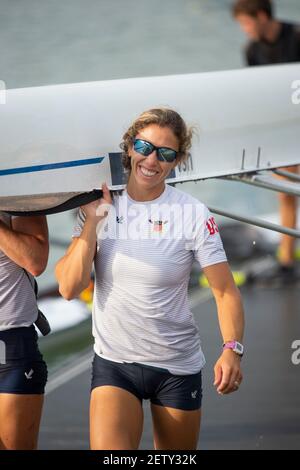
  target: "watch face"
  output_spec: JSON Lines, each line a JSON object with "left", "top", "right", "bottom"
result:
{"left": 234, "top": 342, "right": 244, "bottom": 354}
{"left": 223, "top": 341, "right": 244, "bottom": 356}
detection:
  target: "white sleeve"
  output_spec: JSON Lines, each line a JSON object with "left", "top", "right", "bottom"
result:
{"left": 193, "top": 206, "right": 227, "bottom": 269}
{"left": 72, "top": 208, "right": 86, "bottom": 238}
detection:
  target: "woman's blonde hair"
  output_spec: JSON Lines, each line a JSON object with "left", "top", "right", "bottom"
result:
{"left": 120, "top": 108, "right": 194, "bottom": 171}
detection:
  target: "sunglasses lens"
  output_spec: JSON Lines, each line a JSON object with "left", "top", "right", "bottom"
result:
{"left": 134, "top": 139, "right": 177, "bottom": 162}
{"left": 158, "top": 148, "right": 177, "bottom": 162}
{"left": 134, "top": 139, "right": 153, "bottom": 156}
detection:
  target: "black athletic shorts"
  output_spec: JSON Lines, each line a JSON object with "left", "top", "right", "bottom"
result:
{"left": 91, "top": 354, "right": 202, "bottom": 411}
{"left": 0, "top": 325, "right": 48, "bottom": 394}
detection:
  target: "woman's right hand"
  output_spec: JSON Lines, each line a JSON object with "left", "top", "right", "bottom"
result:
{"left": 81, "top": 182, "right": 113, "bottom": 223}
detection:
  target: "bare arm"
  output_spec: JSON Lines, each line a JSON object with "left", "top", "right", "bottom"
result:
{"left": 0, "top": 215, "right": 49, "bottom": 276}
{"left": 55, "top": 218, "right": 99, "bottom": 300}
{"left": 55, "top": 183, "right": 112, "bottom": 300}
{"left": 202, "top": 261, "right": 245, "bottom": 395}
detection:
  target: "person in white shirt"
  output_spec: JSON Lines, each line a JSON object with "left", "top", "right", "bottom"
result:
{"left": 56, "top": 108, "right": 244, "bottom": 450}
{"left": 0, "top": 214, "right": 49, "bottom": 449}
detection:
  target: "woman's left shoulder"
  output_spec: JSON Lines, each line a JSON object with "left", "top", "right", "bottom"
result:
{"left": 166, "top": 184, "right": 207, "bottom": 210}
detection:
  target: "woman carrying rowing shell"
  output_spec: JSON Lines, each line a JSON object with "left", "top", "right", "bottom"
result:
{"left": 0, "top": 215, "right": 49, "bottom": 449}
{"left": 55, "top": 108, "right": 244, "bottom": 450}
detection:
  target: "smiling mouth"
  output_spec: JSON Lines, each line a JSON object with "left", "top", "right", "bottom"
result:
{"left": 138, "top": 164, "right": 159, "bottom": 177}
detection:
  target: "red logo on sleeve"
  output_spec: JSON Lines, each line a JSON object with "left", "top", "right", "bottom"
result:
{"left": 206, "top": 217, "right": 219, "bottom": 235}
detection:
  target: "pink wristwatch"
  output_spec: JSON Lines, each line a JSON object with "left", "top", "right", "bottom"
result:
{"left": 223, "top": 340, "right": 244, "bottom": 357}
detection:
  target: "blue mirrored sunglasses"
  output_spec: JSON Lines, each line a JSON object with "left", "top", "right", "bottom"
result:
{"left": 133, "top": 139, "right": 178, "bottom": 163}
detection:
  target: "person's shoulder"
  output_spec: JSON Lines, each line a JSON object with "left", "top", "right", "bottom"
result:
{"left": 166, "top": 184, "right": 207, "bottom": 209}
{"left": 112, "top": 189, "right": 127, "bottom": 207}
{"left": 281, "top": 21, "right": 299, "bottom": 30}
{"left": 281, "top": 21, "right": 300, "bottom": 36}
{"left": 291, "top": 22, "right": 300, "bottom": 37}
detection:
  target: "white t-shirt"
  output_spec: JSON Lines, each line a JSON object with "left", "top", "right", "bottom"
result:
{"left": 0, "top": 213, "right": 38, "bottom": 331}
{"left": 73, "top": 184, "right": 227, "bottom": 375}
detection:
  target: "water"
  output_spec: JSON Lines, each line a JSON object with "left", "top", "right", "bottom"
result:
{"left": 1, "top": 0, "right": 299, "bottom": 88}
{"left": 1, "top": 0, "right": 299, "bottom": 290}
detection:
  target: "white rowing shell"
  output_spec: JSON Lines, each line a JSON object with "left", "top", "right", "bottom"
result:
{"left": 0, "top": 63, "right": 299, "bottom": 212}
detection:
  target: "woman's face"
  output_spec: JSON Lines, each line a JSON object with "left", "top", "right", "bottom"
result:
{"left": 128, "top": 124, "right": 179, "bottom": 196}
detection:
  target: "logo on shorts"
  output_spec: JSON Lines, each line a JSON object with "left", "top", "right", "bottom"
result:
{"left": 191, "top": 390, "right": 198, "bottom": 399}
{"left": 25, "top": 369, "right": 34, "bottom": 380}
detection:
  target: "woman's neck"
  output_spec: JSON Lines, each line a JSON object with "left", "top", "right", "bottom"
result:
{"left": 126, "top": 178, "right": 165, "bottom": 202}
